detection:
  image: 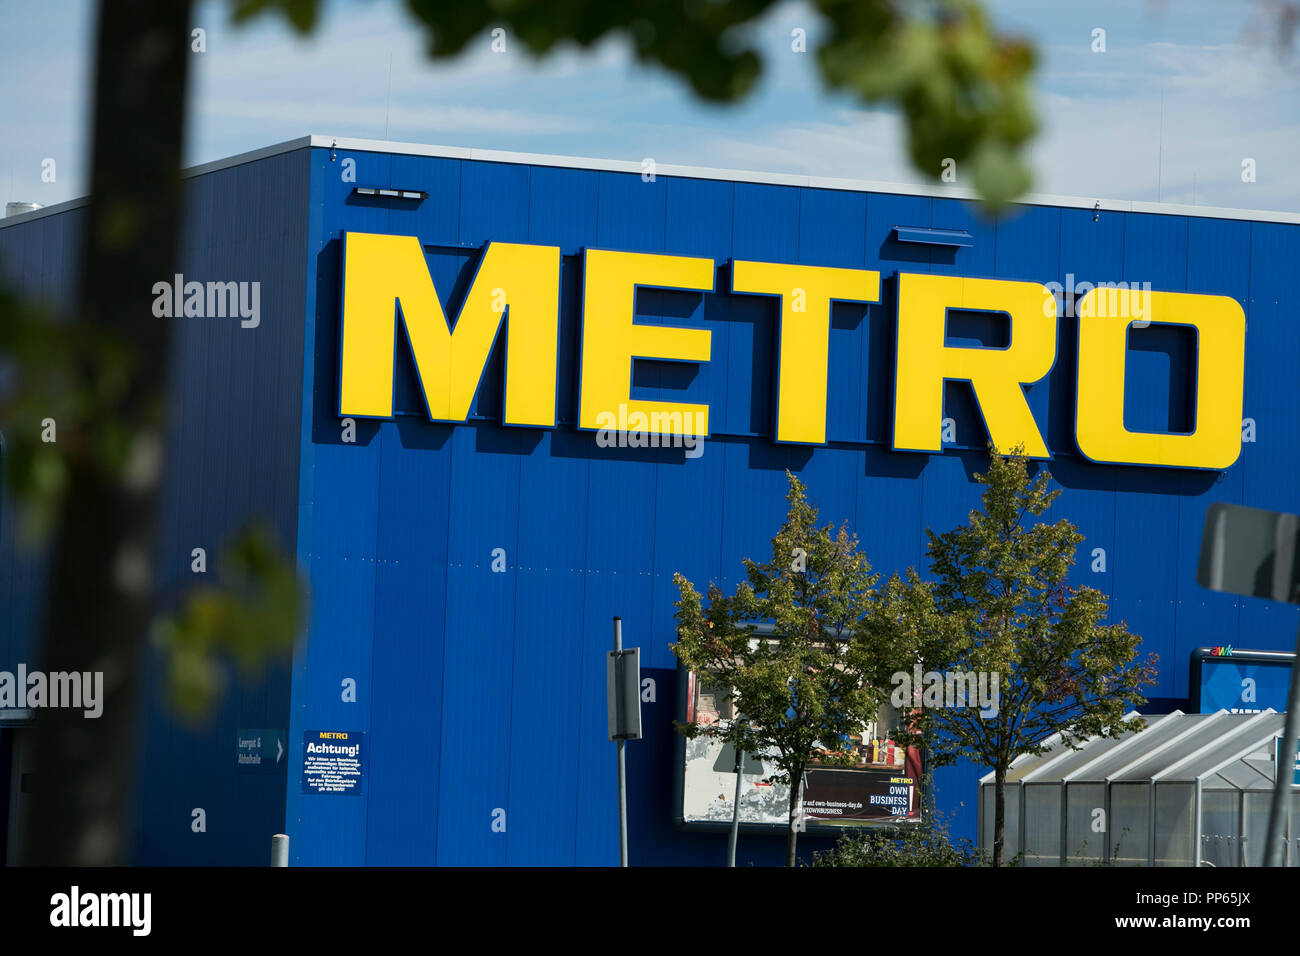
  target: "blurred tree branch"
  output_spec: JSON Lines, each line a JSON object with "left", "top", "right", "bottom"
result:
{"left": 233, "top": 0, "right": 1041, "bottom": 207}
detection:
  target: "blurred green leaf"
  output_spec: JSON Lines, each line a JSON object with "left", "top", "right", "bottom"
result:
{"left": 228, "top": 0, "right": 321, "bottom": 32}
{"left": 230, "top": 0, "right": 1038, "bottom": 207}
{"left": 150, "top": 525, "right": 306, "bottom": 723}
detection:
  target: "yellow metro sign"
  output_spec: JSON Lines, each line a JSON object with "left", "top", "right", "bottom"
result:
{"left": 337, "top": 231, "right": 1247, "bottom": 470}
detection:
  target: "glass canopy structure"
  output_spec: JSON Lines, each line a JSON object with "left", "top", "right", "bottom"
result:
{"left": 978, "top": 710, "right": 1300, "bottom": 866}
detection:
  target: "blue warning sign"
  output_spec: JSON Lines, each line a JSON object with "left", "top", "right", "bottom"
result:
{"left": 301, "top": 730, "right": 366, "bottom": 795}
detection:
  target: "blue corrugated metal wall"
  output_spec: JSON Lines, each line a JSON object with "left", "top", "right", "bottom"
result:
{"left": 285, "top": 143, "right": 1300, "bottom": 865}
{"left": 0, "top": 207, "right": 80, "bottom": 672}
{"left": 6, "top": 139, "right": 1296, "bottom": 867}
{"left": 0, "top": 214, "right": 70, "bottom": 866}
{"left": 0, "top": 146, "right": 308, "bottom": 864}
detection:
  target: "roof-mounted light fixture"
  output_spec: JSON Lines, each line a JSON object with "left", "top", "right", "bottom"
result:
{"left": 352, "top": 186, "right": 427, "bottom": 201}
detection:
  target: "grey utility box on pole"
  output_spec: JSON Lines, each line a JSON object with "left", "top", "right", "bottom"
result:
{"left": 1198, "top": 501, "right": 1300, "bottom": 867}
{"left": 607, "top": 635, "right": 642, "bottom": 741}
{"left": 607, "top": 617, "right": 641, "bottom": 867}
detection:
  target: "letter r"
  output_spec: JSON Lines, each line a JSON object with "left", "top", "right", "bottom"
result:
{"left": 892, "top": 274, "right": 1056, "bottom": 457}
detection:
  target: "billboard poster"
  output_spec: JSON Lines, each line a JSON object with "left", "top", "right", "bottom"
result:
{"left": 804, "top": 768, "right": 916, "bottom": 822}
{"left": 679, "top": 670, "right": 922, "bottom": 828}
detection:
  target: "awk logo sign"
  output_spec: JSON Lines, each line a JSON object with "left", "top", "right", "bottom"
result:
{"left": 337, "top": 232, "right": 1247, "bottom": 471}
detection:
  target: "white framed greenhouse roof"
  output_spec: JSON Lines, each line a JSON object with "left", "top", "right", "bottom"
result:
{"left": 977, "top": 710, "right": 1299, "bottom": 866}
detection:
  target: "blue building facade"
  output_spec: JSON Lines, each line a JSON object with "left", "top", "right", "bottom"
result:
{"left": 1, "top": 135, "right": 1297, "bottom": 865}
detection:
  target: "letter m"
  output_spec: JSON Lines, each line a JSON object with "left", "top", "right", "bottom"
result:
{"left": 339, "top": 233, "right": 561, "bottom": 425}
{"left": 51, "top": 672, "right": 80, "bottom": 707}
{"left": 101, "top": 893, "right": 129, "bottom": 926}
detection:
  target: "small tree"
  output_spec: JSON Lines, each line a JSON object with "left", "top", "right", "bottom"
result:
{"left": 872, "top": 447, "right": 1157, "bottom": 866}
{"left": 672, "top": 471, "right": 882, "bottom": 867}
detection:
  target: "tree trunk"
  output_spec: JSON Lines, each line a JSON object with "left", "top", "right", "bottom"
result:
{"left": 20, "top": 0, "right": 193, "bottom": 865}
{"left": 786, "top": 766, "right": 804, "bottom": 867}
{"left": 992, "top": 765, "right": 1006, "bottom": 867}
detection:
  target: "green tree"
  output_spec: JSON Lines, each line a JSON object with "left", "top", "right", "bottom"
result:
{"left": 672, "top": 471, "right": 882, "bottom": 866}
{"left": 869, "top": 447, "right": 1157, "bottom": 866}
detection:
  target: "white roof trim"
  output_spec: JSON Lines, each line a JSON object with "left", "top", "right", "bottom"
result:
{"left": 5, "top": 133, "right": 1298, "bottom": 231}
{"left": 0, "top": 136, "right": 315, "bottom": 230}
{"left": 311, "top": 134, "right": 1300, "bottom": 225}
{"left": 184, "top": 135, "right": 314, "bottom": 179}
{"left": 0, "top": 195, "right": 87, "bottom": 228}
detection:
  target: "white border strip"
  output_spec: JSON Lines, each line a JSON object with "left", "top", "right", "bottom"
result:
{"left": 4, "top": 132, "right": 1298, "bottom": 230}
{"left": 314, "top": 134, "right": 1300, "bottom": 225}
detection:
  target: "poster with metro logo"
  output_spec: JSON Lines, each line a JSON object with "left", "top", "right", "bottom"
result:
{"left": 680, "top": 670, "right": 921, "bottom": 828}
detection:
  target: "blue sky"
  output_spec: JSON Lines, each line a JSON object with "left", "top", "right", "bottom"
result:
{"left": 2, "top": 0, "right": 1297, "bottom": 211}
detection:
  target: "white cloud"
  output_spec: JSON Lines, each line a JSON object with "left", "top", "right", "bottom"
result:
{"left": 684, "top": 110, "right": 914, "bottom": 182}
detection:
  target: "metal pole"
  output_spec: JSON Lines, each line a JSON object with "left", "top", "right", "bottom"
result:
{"left": 1265, "top": 612, "right": 1300, "bottom": 866}
{"left": 614, "top": 617, "right": 628, "bottom": 868}
{"left": 727, "top": 743, "right": 743, "bottom": 867}
{"left": 270, "top": 833, "right": 289, "bottom": 867}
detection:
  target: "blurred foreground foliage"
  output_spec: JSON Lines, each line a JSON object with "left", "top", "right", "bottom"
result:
{"left": 0, "top": 282, "right": 134, "bottom": 538}
{"left": 0, "top": 272, "right": 304, "bottom": 720}
{"left": 232, "top": 0, "right": 1039, "bottom": 208}
{"left": 151, "top": 525, "right": 304, "bottom": 723}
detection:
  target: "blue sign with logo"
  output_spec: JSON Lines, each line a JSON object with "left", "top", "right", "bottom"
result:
{"left": 1191, "top": 648, "right": 1294, "bottom": 714}
{"left": 301, "top": 730, "right": 366, "bottom": 795}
